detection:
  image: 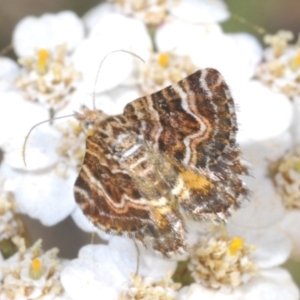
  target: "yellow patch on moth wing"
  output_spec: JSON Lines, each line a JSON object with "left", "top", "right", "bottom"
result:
{"left": 180, "top": 169, "right": 211, "bottom": 192}
{"left": 149, "top": 205, "right": 175, "bottom": 229}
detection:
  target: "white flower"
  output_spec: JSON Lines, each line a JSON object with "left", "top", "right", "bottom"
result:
{"left": 0, "top": 11, "right": 88, "bottom": 227}
{"left": 292, "top": 97, "right": 300, "bottom": 144}
{"left": 268, "top": 145, "right": 300, "bottom": 261}
{"left": 119, "top": 273, "right": 180, "bottom": 300}
{"left": 81, "top": 0, "right": 244, "bottom": 95}
{"left": 248, "top": 31, "right": 300, "bottom": 262}
{"left": 83, "top": 2, "right": 115, "bottom": 32}
{"left": 156, "top": 21, "right": 262, "bottom": 86}
{"left": 278, "top": 210, "right": 300, "bottom": 261}
{"left": 11, "top": 165, "right": 77, "bottom": 226}
{"left": 85, "top": 0, "right": 230, "bottom": 26}
{"left": 0, "top": 91, "right": 84, "bottom": 226}
{"left": 178, "top": 199, "right": 297, "bottom": 298}
{"left": 0, "top": 90, "right": 78, "bottom": 226}
{"left": 227, "top": 195, "right": 291, "bottom": 269}
{"left": 169, "top": 0, "right": 230, "bottom": 23}
{"left": 137, "top": 52, "right": 198, "bottom": 95}
{"left": 175, "top": 213, "right": 297, "bottom": 298}
{"left": 233, "top": 80, "right": 293, "bottom": 142}
{"left": 256, "top": 30, "right": 300, "bottom": 100}
{"left": 13, "top": 11, "right": 84, "bottom": 57}
{"left": 226, "top": 77, "right": 295, "bottom": 267}
{"left": 15, "top": 45, "right": 82, "bottom": 112}
{"left": 109, "top": 0, "right": 168, "bottom": 25}
{"left": 0, "top": 238, "right": 65, "bottom": 300}
{"left": 188, "top": 235, "right": 258, "bottom": 289}
{"left": 177, "top": 268, "right": 299, "bottom": 300}
{"left": 60, "top": 237, "right": 177, "bottom": 300}
{"left": 12, "top": 11, "right": 84, "bottom": 112}
{"left": 271, "top": 146, "right": 300, "bottom": 210}
{"left": 0, "top": 91, "right": 56, "bottom": 171}
{"left": 0, "top": 57, "right": 19, "bottom": 92}
{"left": 76, "top": 9, "right": 152, "bottom": 94}
{"left": 0, "top": 185, "right": 25, "bottom": 261}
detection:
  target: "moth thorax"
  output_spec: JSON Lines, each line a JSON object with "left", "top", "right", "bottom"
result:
{"left": 113, "top": 132, "right": 142, "bottom": 157}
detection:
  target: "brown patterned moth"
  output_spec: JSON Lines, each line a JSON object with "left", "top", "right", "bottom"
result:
{"left": 73, "top": 68, "right": 249, "bottom": 256}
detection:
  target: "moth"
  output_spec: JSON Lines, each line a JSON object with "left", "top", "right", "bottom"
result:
{"left": 74, "top": 68, "right": 248, "bottom": 256}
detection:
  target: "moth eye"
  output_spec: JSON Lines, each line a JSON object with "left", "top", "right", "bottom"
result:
{"left": 84, "top": 120, "right": 94, "bottom": 129}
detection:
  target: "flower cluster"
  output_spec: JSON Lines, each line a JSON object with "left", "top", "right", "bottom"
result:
{"left": 271, "top": 145, "right": 300, "bottom": 210}
{"left": 119, "top": 274, "right": 180, "bottom": 300}
{"left": 256, "top": 30, "right": 300, "bottom": 100}
{"left": 0, "top": 0, "right": 300, "bottom": 299}
{"left": 0, "top": 238, "right": 64, "bottom": 300}
{"left": 15, "top": 45, "right": 81, "bottom": 112}
{"left": 138, "top": 52, "right": 197, "bottom": 94}
{"left": 188, "top": 236, "right": 257, "bottom": 289}
{"left": 0, "top": 183, "right": 24, "bottom": 259}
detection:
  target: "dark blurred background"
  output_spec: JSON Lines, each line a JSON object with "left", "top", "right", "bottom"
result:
{"left": 1, "top": 0, "right": 300, "bottom": 55}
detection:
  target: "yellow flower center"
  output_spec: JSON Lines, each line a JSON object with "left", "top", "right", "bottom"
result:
{"left": 158, "top": 53, "right": 169, "bottom": 68}
{"left": 30, "top": 258, "right": 43, "bottom": 279}
{"left": 229, "top": 237, "right": 244, "bottom": 255}
{"left": 291, "top": 51, "right": 300, "bottom": 70}
{"left": 37, "top": 49, "right": 49, "bottom": 75}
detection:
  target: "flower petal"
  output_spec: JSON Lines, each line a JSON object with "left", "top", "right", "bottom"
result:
{"left": 0, "top": 91, "right": 60, "bottom": 171}
{"left": 0, "top": 57, "right": 20, "bottom": 91}
{"left": 234, "top": 80, "right": 293, "bottom": 141}
{"left": 83, "top": 2, "right": 116, "bottom": 32}
{"left": 72, "top": 13, "right": 151, "bottom": 93}
{"left": 61, "top": 245, "right": 126, "bottom": 300}
{"left": 227, "top": 223, "right": 292, "bottom": 268}
{"left": 156, "top": 20, "right": 223, "bottom": 56}
{"left": 109, "top": 236, "right": 177, "bottom": 280}
{"left": 240, "top": 268, "right": 299, "bottom": 300}
{"left": 177, "top": 268, "right": 299, "bottom": 300}
{"left": 13, "top": 11, "right": 84, "bottom": 57}
{"left": 169, "top": 0, "right": 230, "bottom": 23}
{"left": 278, "top": 210, "right": 300, "bottom": 261}
{"left": 9, "top": 166, "right": 77, "bottom": 226}
{"left": 71, "top": 37, "right": 133, "bottom": 93}
{"left": 89, "top": 13, "right": 152, "bottom": 60}
{"left": 229, "top": 177, "right": 285, "bottom": 229}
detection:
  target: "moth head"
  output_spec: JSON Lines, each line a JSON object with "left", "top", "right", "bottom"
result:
{"left": 74, "top": 105, "right": 109, "bottom": 130}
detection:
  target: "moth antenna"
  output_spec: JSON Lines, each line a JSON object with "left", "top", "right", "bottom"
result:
{"left": 90, "top": 232, "right": 95, "bottom": 245}
{"left": 92, "top": 49, "right": 145, "bottom": 110}
{"left": 232, "top": 13, "right": 267, "bottom": 35}
{"left": 22, "top": 114, "right": 75, "bottom": 167}
{"left": 133, "top": 239, "right": 140, "bottom": 276}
